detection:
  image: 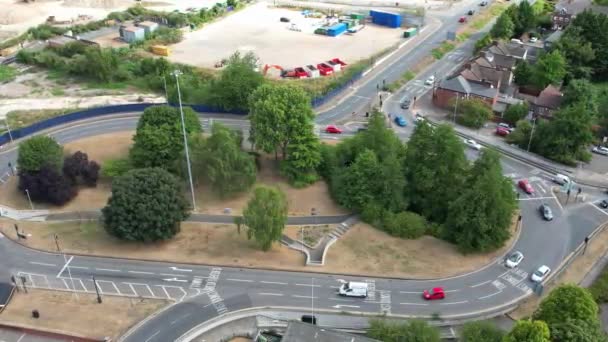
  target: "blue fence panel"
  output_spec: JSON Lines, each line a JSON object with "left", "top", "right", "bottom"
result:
{"left": 311, "top": 72, "right": 363, "bottom": 108}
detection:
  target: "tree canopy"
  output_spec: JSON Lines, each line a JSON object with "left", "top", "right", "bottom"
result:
{"left": 504, "top": 320, "right": 550, "bottom": 342}
{"left": 533, "top": 50, "right": 567, "bottom": 89}
{"left": 533, "top": 284, "right": 600, "bottom": 328}
{"left": 367, "top": 319, "right": 440, "bottom": 342}
{"left": 491, "top": 13, "right": 515, "bottom": 39}
{"left": 102, "top": 168, "right": 189, "bottom": 242}
{"left": 208, "top": 51, "right": 264, "bottom": 111}
{"left": 503, "top": 103, "right": 529, "bottom": 125}
{"left": 243, "top": 186, "right": 288, "bottom": 251}
{"left": 459, "top": 321, "right": 505, "bottom": 342}
{"left": 454, "top": 98, "right": 493, "bottom": 129}
{"left": 18, "top": 135, "right": 63, "bottom": 173}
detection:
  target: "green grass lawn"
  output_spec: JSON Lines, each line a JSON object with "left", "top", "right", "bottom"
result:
{"left": 7, "top": 108, "right": 81, "bottom": 130}
{"left": 0, "top": 65, "right": 16, "bottom": 83}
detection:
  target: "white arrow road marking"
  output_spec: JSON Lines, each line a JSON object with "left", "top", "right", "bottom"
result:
{"left": 169, "top": 266, "right": 192, "bottom": 272}
{"left": 163, "top": 278, "right": 188, "bottom": 283}
{"left": 332, "top": 304, "right": 360, "bottom": 309}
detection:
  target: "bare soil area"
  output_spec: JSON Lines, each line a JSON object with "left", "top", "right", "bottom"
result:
{"left": 169, "top": 2, "right": 404, "bottom": 68}
{"left": 0, "top": 289, "right": 166, "bottom": 340}
{"left": 284, "top": 224, "right": 334, "bottom": 247}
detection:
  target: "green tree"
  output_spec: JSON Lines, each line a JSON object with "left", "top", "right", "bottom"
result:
{"left": 514, "top": 60, "right": 534, "bottom": 86}
{"left": 549, "top": 319, "right": 607, "bottom": 342}
{"left": 367, "top": 319, "right": 440, "bottom": 342}
{"left": 243, "top": 186, "right": 288, "bottom": 251}
{"left": 503, "top": 103, "right": 529, "bottom": 124}
{"left": 192, "top": 123, "right": 256, "bottom": 197}
{"left": 506, "top": 119, "right": 534, "bottom": 149}
{"left": 209, "top": 51, "right": 264, "bottom": 111}
{"left": 491, "top": 13, "right": 515, "bottom": 39}
{"left": 454, "top": 98, "right": 493, "bottom": 129}
{"left": 460, "top": 321, "right": 505, "bottom": 342}
{"left": 281, "top": 124, "right": 322, "bottom": 187}
{"left": 249, "top": 83, "right": 315, "bottom": 159}
{"left": 130, "top": 105, "right": 201, "bottom": 170}
{"left": 533, "top": 284, "right": 600, "bottom": 328}
{"left": 533, "top": 50, "right": 567, "bottom": 89}
{"left": 405, "top": 123, "right": 467, "bottom": 224}
{"left": 567, "top": 10, "right": 608, "bottom": 80}
{"left": 562, "top": 79, "right": 598, "bottom": 114}
{"left": 504, "top": 320, "right": 550, "bottom": 342}
{"left": 555, "top": 27, "right": 596, "bottom": 81}
{"left": 517, "top": 0, "right": 536, "bottom": 34}
{"left": 102, "top": 168, "right": 190, "bottom": 242}
{"left": 444, "top": 149, "right": 517, "bottom": 252}
{"left": 332, "top": 149, "right": 382, "bottom": 212}
{"left": 475, "top": 34, "right": 493, "bottom": 53}
{"left": 17, "top": 135, "right": 63, "bottom": 173}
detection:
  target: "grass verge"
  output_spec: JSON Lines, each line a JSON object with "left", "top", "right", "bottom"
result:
{"left": 431, "top": 41, "right": 456, "bottom": 60}
{"left": 6, "top": 108, "right": 81, "bottom": 130}
{"left": 0, "top": 65, "right": 17, "bottom": 83}
{"left": 385, "top": 70, "right": 416, "bottom": 92}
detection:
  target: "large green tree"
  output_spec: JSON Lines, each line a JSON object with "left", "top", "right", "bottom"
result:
{"left": 503, "top": 103, "right": 529, "bottom": 125}
{"left": 18, "top": 135, "right": 63, "bottom": 173}
{"left": 367, "top": 319, "right": 440, "bottom": 342}
{"left": 405, "top": 123, "right": 467, "bottom": 224}
{"left": 249, "top": 83, "right": 315, "bottom": 159}
{"left": 562, "top": 79, "right": 598, "bottom": 115}
{"left": 533, "top": 284, "right": 600, "bottom": 328}
{"left": 444, "top": 149, "right": 517, "bottom": 252}
{"left": 130, "top": 105, "right": 201, "bottom": 171}
{"left": 243, "top": 186, "right": 288, "bottom": 251}
{"left": 533, "top": 50, "right": 567, "bottom": 89}
{"left": 516, "top": 0, "right": 536, "bottom": 34}
{"left": 455, "top": 98, "right": 493, "bottom": 129}
{"left": 209, "top": 51, "right": 264, "bottom": 111}
{"left": 102, "top": 168, "right": 190, "bottom": 242}
{"left": 491, "top": 13, "right": 515, "bottom": 39}
{"left": 555, "top": 26, "right": 596, "bottom": 81}
{"left": 281, "top": 124, "right": 322, "bottom": 187}
{"left": 565, "top": 10, "right": 608, "bottom": 80}
{"left": 459, "top": 320, "right": 505, "bottom": 342}
{"left": 514, "top": 60, "right": 534, "bottom": 86}
{"left": 192, "top": 123, "right": 256, "bottom": 197}
{"left": 504, "top": 320, "right": 550, "bottom": 342}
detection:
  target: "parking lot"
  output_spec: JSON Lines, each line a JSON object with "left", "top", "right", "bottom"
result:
{"left": 168, "top": 1, "right": 404, "bottom": 68}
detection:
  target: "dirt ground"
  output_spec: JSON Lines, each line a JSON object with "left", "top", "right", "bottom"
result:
{"left": 0, "top": 215, "right": 519, "bottom": 279}
{"left": 0, "top": 289, "right": 167, "bottom": 339}
{"left": 509, "top": 223, "right": 608, "bottom": 319}
{"left": 168, "top": 2, "right": 404, "bottom": 68}
{"left": 0, "top": 131, "right": 347, "bottom": 216}
{"left": 284, "top": 224, "right": 334, "bottom": 247}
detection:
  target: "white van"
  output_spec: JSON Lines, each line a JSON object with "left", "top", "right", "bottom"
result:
{"left": 552, "top": 174, "right": 570, "bottom": 186}
{"left": 338, "top": 282, "right": 368, "bottom": 298}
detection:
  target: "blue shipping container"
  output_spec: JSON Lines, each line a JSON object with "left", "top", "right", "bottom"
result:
{"left": 370, "top": 10, "right": 402, "bottom": 28}
{"left": 327, "top": 23, "right": 347, "bottom": 37}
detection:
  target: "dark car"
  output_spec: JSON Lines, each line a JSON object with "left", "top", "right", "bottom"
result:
{"left": 400, "top": 98, "right": 411, "bottom": 109}
{"left": 601, "top": 200, "right": 608, "bottom": 209}
{"left": 539, "top": 203, "right": 553, "bottom": 221}
{"left": 280, "top": 17, "right": 290, "bottom": 22}
{"left": 480, "top": 1, "right": 488, "bottom": 5}
{"left": 468, "top": 9, "right": 475, "bottom": 15}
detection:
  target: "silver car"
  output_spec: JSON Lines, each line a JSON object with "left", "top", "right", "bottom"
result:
{"left": 592, "top": 146, "right": 608, "bottom": 156}
{"left": 505, "top": 251, "right": 524, "bottom": 268}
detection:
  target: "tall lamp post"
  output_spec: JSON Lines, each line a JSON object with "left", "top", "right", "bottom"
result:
{"left": 527, "top": 117, "right": 537, "bottom": 152}
{"left": 4, "top": 118, "right": 13, "bottom": 143}
{"left": 162, "top": 75, "right": 169, "bottom": 104}
{"left": 172, "top": 70, "right": 197, "bottom": 209}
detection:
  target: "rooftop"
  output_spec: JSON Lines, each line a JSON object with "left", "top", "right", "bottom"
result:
{"left": 535, "top": 84, "right": 563, "bottom": 109}
{"left": 439, "top": 75, "right": 498, "bottom": 99}
{"left": 282, "top": 321, "right": 380, "bottom": 342}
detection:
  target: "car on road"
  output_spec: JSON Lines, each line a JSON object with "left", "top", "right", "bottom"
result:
{"left": 518, "top": 179, "right": 534, "bottom": 194}
{"left": 400, "top": 98, "right": 411, "bottom": 109}
{"left": 480, "top": 1, "right": 488, "bottom": 5}
{"left": 505, "top": 251, "right": 524, "bottom": 268}
{"left": 464, "top": 139, "right": 482, "bottom": 150}
{"left": 394, "top": 115, "right": 408, "bottom": 127}
{"left": 497, "top": 123, "right": 514, "bottom": 132}
{"left": 325, "top": 125, "right": 342, "bottom": 134}
{"left": 496, "top": 126, "right": 510, "bottom": 136}
{"left": 592, "top": 146, "right": 608, "bottom": 156}
{"left": 539, "top": 203, "right": 553, "bottom": 221}
{"left": 551, "top": 174, "right": 570, "bottom": 186}
{"left": 338, "top": 281, "right": 368, "bottom": 298}
{"left": 531, "top": 265, "right": 551, "bottom": 283}
{"left": 423, "top": 287, "right": 445, "bottom": 300}
{"left": 468, "top": 9, "right": 475, "bottom": 15}
{"left": 459, "top": 16, "right": 467, "bottom": 23}
{"left": 425, "top": 75, "right": 435, "bottom": 85}
{"left": 415, "top": 113, "right": 425, "bottom": 123}
{"left": 601, "top": 200, "right": 608, "bottom": 209}
{"left": 280, "top": 17, "right": 290, "bottom": 22}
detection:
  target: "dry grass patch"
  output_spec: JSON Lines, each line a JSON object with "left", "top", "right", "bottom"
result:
{"left": 284, "top": 225, "right": 334, "bottom": 247}
{"left": 509, "top": 223, "right": 608, "bottom": 319}
{"left": 0, "top": 289, "right": 166, "bottom": 340}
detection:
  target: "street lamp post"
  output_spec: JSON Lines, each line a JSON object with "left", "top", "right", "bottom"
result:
{"left": 172, "top": 70, "right": 197, "bottom": 209}
{"left": 24, "top": 189, "right": 34, "bottom": 210}
{"left": 453, "top": 94, "right": 459, "bottom": 123}
{"left": 527, "top": 117, "right": 536, "bottom": 152}
{"left": 162, "top": 76, "right": 169, "bottom": 104}
{"left": 5, "top": 118, "right": 13, "bottom": 143}
{"left": 55, "top": 234, "right": 78, "bottom": 299}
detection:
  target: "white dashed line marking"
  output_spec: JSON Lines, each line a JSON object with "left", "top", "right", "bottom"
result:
{"left": 478, "top": 290, "right": 502, "bottom": 300}
{"left": 29, "top": 262, "right": 56, "bottom": 267}
{"left": 440, "top": 300, "right": 468, "bottom": 305}
{"left": 259, "top": 293, "right": 284, "bottom": 296}
{"left": 295, "top": 283, "right": 321, "bottom": 287}
{"left": 470, "top": 280, "right": 491, "bottom": 288}
{"left": 128, "top": 271, "right": 154, "bottom": 275}
{"left": 96, "top": 268, "right": 121, "bottom": 272}
{"left": 399, "top": 302, "right": 429, "bottom": 306}
{"left": 292, "top": 295, "right": 317, "bottom": 299}
{"left": 226, "top": 278, "right": 253, "bottom": 282}
{"left": 260, "top": 281, "right": 288, "bottom": 285}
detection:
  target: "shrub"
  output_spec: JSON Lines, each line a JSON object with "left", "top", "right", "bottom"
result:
{"left": 18, "top": 136, "right": 63, "bottom": 173}
{"left": 18, "top": 166, "right": 77, "bottom": 206}
{"left": 101, "top": 158, "right": 133, "bottom": 178}
{"left": 383, "top": 211, "right": 427, "bottom": 239}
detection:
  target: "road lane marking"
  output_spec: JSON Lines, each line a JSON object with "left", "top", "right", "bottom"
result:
{"left": 169, "top": 267, "right": 192, "bottom": 272}
{"left": 96, "top": 268, "right": 121, "bottom": 272}
{"left": 68, "top": 266, "right": 88, "bottom": 270}
{"left": 399, "top": 291, "right": 420, "bottom": 294}
{"left": 329, "top": 297, "right": 356, "bottom": 302}
{"left": 57, "top": 256, "right": 73, "bottom": 277}
{"left": 29, "top": 262, "right": 56, "bottom": 267}
{"left": 144, "top": 330, "right": 160, "bottom": 342}
{"left": 16, "top": 333, "right": 26, "bottom": 342}
{"left": 160, "top": 273, "right": 185, "bottom": 277}
{"left": 170, "top": 313, "right": 191, "bottom": 325}
{"left": 399, "top": 302, "right": 429, "bottom": 306}
{"left": 538, "top": 184, "right": 546, "bottom": 193}
{"left": 440, "top": 300, "right": 468, "bottom": 305}
{"left": 518, "top": 197, "right": 555, "bottom": 201}
{"left": 470, "top": 280, "right": 491, "bottom": 288}
{"left": 128, "top": 270, "right": 154, "bottom": 275}
{"left": 226, "top": 278, "right": 253, "bottom": 282}
{"left": 259, "top": 293, "right": 284, "bottom": 296}
{"left": 589, "top": 202, "right": 608, "bottom": 216}
{"left": 260, "top": 281, "right": 288, "bottom": 285}
{"left": 444, "top": 289, "right": 461, "bottom": 293}
{"left": 478, "top": 290, "right": 502, "bottom": 300}
{"left": 292, "top": 295, "right": 317, "bottom": 299}
{"left": 295, "top": 283, "right": 322, "bottom": 287}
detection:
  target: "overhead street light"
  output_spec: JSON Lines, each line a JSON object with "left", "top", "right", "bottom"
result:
{"left": 172, "top": 70, "right": 197, "bottom": 209}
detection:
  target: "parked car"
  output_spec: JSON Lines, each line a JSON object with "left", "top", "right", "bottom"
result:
{"left": 415, "top": 113, "right": 425, "bottom": 123}
{"left": 331, "top": 58, "right": 347, "bottom": 67}
{"left": 601, "top": 200, "right": 608, "bottom": 209}
{"left": 464, "top": 139, "right": 482, "bottom": 150}
{"left": 531, "top": 265, "right": 551, "bottom": 283}
{"left": 497, "top": 123, "right": 514, "bottom": 132}
{"left": 425, "top": 75, "right": 435, "bottom": 85}
{"left": 496, "top": 126, "right": 510, "bottom": 136}
{"left": 394, "top": 115, "right": 408, "bottom": 127}
{"left": 468, "top": 9, "right": 475, "bottom": 15}
{"left": 552, "top": 174, "right": 570, "bottom": 186}
{"left": 505, "top": 251, "right": 524, "bottom": 268}
{"left": 400, "top": 98, "right": 411, "bottom": 109}
{"left": 422, "top": 287, "right": 445, "bottom": 300}
{"left": 325, "top": 125, "right": 342, "bottom": 134}
{"left": 280, "top": 17, "right": 290, "bottom": 22}
{"left": 592, "top": 146, "right": 608, "bottom": 156}
{"left": 459, "top": 16, "right": 467, "bottom": 23}
{"left": 338, "top": 281, "right": 368, "bottom": 298}
{"left": 539, "top": 203, "right": 553, "bottom": 221}
{"left": 479, "top": 1, "right": 488, "bottom": 5}
{"left": 518, "top": 179, "right": 534, "bottom": 194}
{"left": 317, "top": 63, "right": 333, "bottom": 76}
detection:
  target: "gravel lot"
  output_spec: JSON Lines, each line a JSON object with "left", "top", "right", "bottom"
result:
{"left": 168, "top": 2, "right": 405, "bottom": 68}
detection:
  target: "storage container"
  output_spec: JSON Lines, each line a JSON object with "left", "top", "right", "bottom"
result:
{"left": 326, "top": 23, "right": 347, "bottom": 37}
{"left": 370, "top": 10, "right": 402, "bottom": 28}
{"left": 403, "top": 27, "right": 417, "bottom": 38}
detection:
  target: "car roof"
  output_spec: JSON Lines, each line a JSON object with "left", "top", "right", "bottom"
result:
{"left": 512, "top": 251, "right": 523, "bottom": 256}
{"left": 432, "top": 287, "right": 444, "bottom": 292}
{"left": 538, "top": 265, "right": 550, "bottom": 272}
{"left": 519, "top": 179, "right": 529, "bottom": 184}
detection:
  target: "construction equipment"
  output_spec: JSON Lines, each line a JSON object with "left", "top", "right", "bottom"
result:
{"left": 262, "top": 64, "right": 283, "bottom": 76}
{"left": 151, "top": 45, "right": 170, "bottom": 56}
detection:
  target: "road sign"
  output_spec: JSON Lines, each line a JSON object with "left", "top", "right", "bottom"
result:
{"left": 447, "top": 31, "right": 456, "bottom": 41}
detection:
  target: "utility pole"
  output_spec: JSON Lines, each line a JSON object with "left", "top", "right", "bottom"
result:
{"left": 92, "top": 276, "right": 102, "bottom": 303}
{"left": 172, "top": 70, "right": 197, "bottom": 210}
{"left": 527, "top": 117, "right": 536, "bottom": 152}
{"left": 4, "top": 118, "right": 13, "bottom": 143}
{"left": 453, "top": 94, "right": 459, "bottom": 123}
{"left": 162, "top": 76, "right": 169, "bottom": 104}
{"left": 24, "top": 189, "right": 34, "bottom": 210}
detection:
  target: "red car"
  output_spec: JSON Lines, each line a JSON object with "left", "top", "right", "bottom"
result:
{"left": 496, "top": 126, "right": 510, "bottom": 136}
{"left": 294, "top": 67, "right": 308, "bottom": 78}
{"left": 518, "top": 179, "right": 534, "bottom": 194}
{"left": 317, "top": 63, "right": 334, "bottom": 76}
{"left": 459, "top": 16, "right": 467, "bottom": 23}
{"left": 423, "top": 287, "right": 445, "bottom": 300}
{"left": 331, "top": 58, "right": 347, "bottom": 67}
{"left": 325, "top": 125, "right": 342, "bottom": 134}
